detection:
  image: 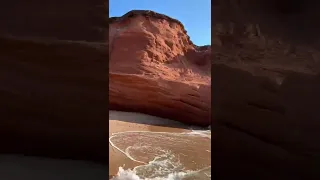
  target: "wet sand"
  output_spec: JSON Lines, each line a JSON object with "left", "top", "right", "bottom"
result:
{"left": 109, "top": 111, "right": 211, "bottom": 178}
{"left": 0, "top": 111, "right": 209, "bottom": 180}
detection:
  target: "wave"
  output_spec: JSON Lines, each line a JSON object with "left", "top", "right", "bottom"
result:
{"left": 109, "top": 130, "right": 211, "bottom": 180}
{"left": 111, "top": 166, "right": 211, "bottom": 180}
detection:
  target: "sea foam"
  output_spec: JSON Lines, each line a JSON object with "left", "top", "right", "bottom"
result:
{"left": 109, "top": 130, "right": 211, "bottom": 180}
{"left": 110, "top": 167, "right": 189, "bottom": 180}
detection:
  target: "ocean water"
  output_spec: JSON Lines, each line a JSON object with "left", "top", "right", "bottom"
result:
{"left": 109, "top": 130, "right": 211, "bottom": 180}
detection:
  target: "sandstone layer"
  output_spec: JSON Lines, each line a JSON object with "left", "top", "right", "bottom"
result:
{"left": 109, "top": 10, "right": 211, "bottom": 126}
{"left": 0, "top": 0, "right": 108, "bottom": 164}
{"left": 0, "top": 37, "right": 108, "bottom": 163}
{"left": 213, "top": 0, "right": 320, "bottom": 179}
{"left": 0, "top": 0, "right": 105, "bottom": 42}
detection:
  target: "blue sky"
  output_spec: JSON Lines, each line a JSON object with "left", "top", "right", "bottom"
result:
{"left": 109, "top": 0, "right": 211, "bottom": 46}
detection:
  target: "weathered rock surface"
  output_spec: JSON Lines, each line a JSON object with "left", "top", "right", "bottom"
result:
{"left": 0, "top": 0, "right": 105, "bottom": 42}
{"left": 0, "top": 0, "right": 108, "bottom": 164}
{"left": 213, "top": 0, "right": 320, "bottom": 179}
{"left": 109, "top": 10, "right": 211, "bottom": 126}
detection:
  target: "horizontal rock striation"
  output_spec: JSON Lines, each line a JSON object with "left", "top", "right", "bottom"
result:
{"left": 0, "top": 0, "right": 108, "bottom": 163}
{"left": 109, "top": 10, "right": 211, "bottom": 126}
{"left": 0, "top": 37, "right": 108, "bottom": 163}
{"left": 213, "top": 0, "right": 320, "bottom": 179}
{"left": 0, "top": 0, "right": 106, "bottom": 42}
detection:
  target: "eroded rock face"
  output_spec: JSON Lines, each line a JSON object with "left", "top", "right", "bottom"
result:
{"left": 0, "top": 0, "right": 107, "bottom": 164}
{"left": 0, "top": 37, "right": 108, "bottom": 163}
{"left": 213, "top": 1, "right": 320, "bottom": 179}
{"left": 0, "top": 0, "right": 105, "bottom": 42}
{"left": 109, "top": 11, "right": 211, "bottom": 126}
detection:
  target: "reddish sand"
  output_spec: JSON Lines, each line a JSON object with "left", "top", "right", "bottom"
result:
{"left": 109, "top": 110, "right": 190, "bottom": 176}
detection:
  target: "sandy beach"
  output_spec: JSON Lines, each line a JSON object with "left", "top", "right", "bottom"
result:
{"left": 0, "top": 111, "right": 209, "bottom": 180}
{"left": 109, "top": 111, "right": 211, "bottom": 179}
{"left": 109, "top": 111, "right": 191, "bottom": 175}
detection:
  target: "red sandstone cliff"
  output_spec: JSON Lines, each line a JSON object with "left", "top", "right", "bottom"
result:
{"left": 0, "top": 7, "right": 211, "bottom": 165}
{"left": 0, "top": 1, "right": 105, "bottom": 42}
{"left": 0, "top": 37, "right": 108, "bottom": 163}
{"left": 0, "top": 0, "right": 108, "bottom": 164}
{"left": 109, "top": 10, "right": 211, "bottom": 126}
{"left": 213, "top": 0, "right": 320, "bottom": 179}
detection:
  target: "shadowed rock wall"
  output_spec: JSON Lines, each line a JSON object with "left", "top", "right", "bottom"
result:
{"left": 213, "top": 0, "right": 320, "bottom": 179}
{"left": 0, "top": 0, "right": 108, "bottom": 164}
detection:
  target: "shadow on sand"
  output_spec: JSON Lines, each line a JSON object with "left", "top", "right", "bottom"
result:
{"left": 109, "top": 110, "right": 206, "bottom": 130}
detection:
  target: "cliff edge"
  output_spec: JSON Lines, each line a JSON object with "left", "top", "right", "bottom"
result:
{"left": 109, "top": 10, "right": 211, "bottom": 126}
